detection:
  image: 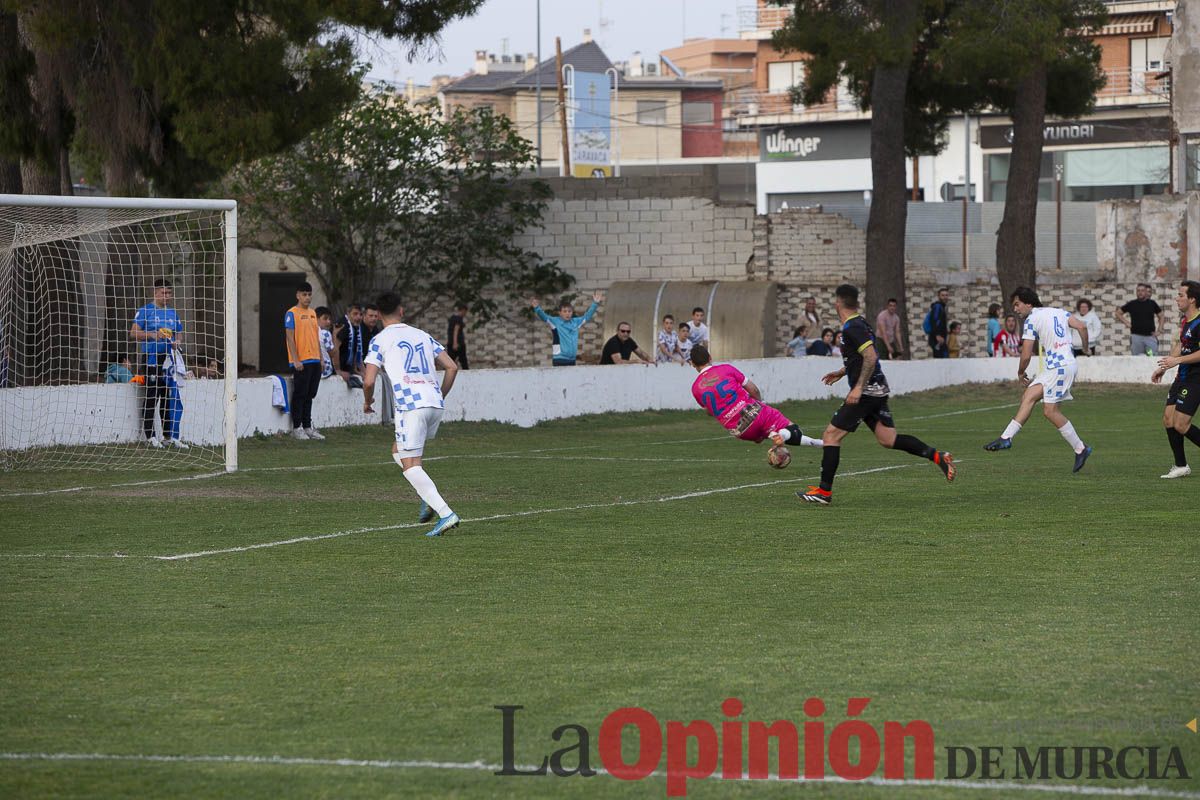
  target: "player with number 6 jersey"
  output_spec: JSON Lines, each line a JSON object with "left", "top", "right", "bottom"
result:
{"left": 363, "top": 293, "right": 461, "bottom": 537}
{"left": 984, "top": 286, "right": 1093, "bottom": 472}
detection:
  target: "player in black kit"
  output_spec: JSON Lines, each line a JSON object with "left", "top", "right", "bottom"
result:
{"left": 799, "top": 284, "right": 956, "bottom": 504}
{"left": 1152, "top": 280, "right": 1200, "bottom": 479}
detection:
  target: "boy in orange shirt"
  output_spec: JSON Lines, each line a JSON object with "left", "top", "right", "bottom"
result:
{"left": 285, "top": 282, "right": 325, "bottom": 440}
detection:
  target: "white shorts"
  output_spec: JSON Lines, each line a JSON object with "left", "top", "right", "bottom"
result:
{"left": 395, "top": 406, "right": 443, "bottom": 455}
{"left": 1031, "top": 363, "right": 1076, "bottom": 404}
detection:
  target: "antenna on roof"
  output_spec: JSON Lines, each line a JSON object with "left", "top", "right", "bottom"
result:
{"left": 597, "top": 0, "right": 613, "bottom": 47}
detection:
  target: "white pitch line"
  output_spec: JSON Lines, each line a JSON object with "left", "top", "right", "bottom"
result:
{"left": 0, "top": 752, "right": 1195, "bottom": 798}
{"left": 908, "top": 403, "right": 1017, "bottom": 420}
{"left": 151, "top": 462, "right": 933, "bottom": 561}
{"left": 0, "top": 471, "right": 227, "bottom": 498}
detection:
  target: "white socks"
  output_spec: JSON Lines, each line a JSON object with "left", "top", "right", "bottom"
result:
{"left": 397, "top": 462, "right": 452, "bottom": 518}
{"left": 773, "top": 429, "right": 823, "bottom": 448}
{"left": 1001, "top": 419, "right": 1023, "bottom": 440}
{"left": 1057, "top": 421, "right": 1085, "bottom": 454}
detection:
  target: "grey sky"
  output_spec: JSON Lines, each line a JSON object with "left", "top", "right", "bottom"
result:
{"left": 363, "top": 0, "right": 742, "bottom": 85}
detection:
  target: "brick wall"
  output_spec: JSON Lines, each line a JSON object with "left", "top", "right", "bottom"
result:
{"left": 433, "top": 170, "right": 755, "bottom": 368}
{"left": 391, "top": 176, "right": 1191, "bottom": 369}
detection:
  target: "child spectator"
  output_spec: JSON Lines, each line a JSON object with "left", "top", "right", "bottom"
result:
{"left": 676, "top": 323, "right": 694, "bottom": 363}
{"left": 657, "top": 314, "right": 680, "bottom": 364}
{"left": 948, "top": 321, "right": 962, "bottom": 358}
{"left": 993, "top": 314, "right": 1020, "bottom": 357}
{"left": 105, "top": 354, "right": 134, "bottom": 383}
{"left": 986, "top": 303, "right": 1003, "bottom": 356}
{"left": 688, "top": 307, "right": 710, "bottom": 348}
{"left": 316, "top": 306, "right": 336, "bottom": 378}
{"left": 786, "top": 325, "right": 808, "bottom": 357}
{"left": 807, "top": 328, "right": 836, "bottom": 356}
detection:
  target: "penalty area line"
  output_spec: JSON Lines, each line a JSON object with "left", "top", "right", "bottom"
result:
{"left": 0, "top": 752, "right": 1195, "bottom": 798}
{"left": 152, "top": 461, "right": 936, "bottom": 562}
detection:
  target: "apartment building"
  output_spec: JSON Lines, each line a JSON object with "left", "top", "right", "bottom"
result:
{"left": 440, "top": 34, "right": 725, "bottom": 171}
{"left": 731, "top": 0, "right": 1189, "bottom": 211}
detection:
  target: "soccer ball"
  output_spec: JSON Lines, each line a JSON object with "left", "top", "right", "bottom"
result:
{"left": 767, "top": 444, "right": 791, "bottom": 469}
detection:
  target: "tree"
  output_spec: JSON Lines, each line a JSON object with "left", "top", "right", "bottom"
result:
{"left": 0, "top": 0, "right": 486, "bottom": 196}
{"left": 230, "top": 89, "right": 573, "bottom": 321}
{"left": 771, "top": 0, "right": 960, "bottom": 336}
{"left": 938, "top": 0, "right": 1106, "bottom": 302}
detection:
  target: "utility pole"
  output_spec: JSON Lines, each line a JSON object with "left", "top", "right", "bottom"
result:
{"left": 963, "top": 111, "right": 970, "bottom": 270}
{"left": 556, "top": 37, "right": 570, "bottom": 176}
{"left": 536, "top": 0, "right": 542, "bottom": 171}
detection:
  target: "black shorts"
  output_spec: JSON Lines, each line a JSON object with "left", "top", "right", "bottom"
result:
{"left": 1166, "top": 378, "right": 1200, "bottom": 417}
{"left": 830, "top": 394, "right": 895, "bottom": 433}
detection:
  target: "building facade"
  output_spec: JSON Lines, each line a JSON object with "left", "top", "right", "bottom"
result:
{"left": 440, "top": 36, "right": 725, "bottom": 172}
{"left": 731, "top": 0, "right": 1189, "bottom": 212}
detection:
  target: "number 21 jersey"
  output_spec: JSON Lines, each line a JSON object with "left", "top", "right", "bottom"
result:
{"left": 365, "top": 323, "right": 446, "bottom": 412}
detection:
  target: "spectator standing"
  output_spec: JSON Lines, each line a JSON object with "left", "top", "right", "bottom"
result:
{"left": 1072, "top": 299, "right": 1102, "bottom": 357}
{"left": 986, "top": 303, "right": 1003, "bottom": 356}
{"left": 993, "top": 314, "right": 1020, "bottom": 357}
{"left": 1115, "top": 283, "right": 1164, "bottom": 355}
{"left": 786, "top": 325, "right": 809, "bottom": 357}
{"left": 130, "top": 278, "right": 185, "bottom": 448}
{"left": 600, "top": 322, "right": 654, "bottom": 365}
{"left": 874, "top": 298, "right": 905, "bottom": 360}
{"left": 657, "top": 314, "right": 681, "bottom": 363}
{"left": 688, "top": 307, "right": 710, "bottom": 348}
{"left": 105, "top": 354, "right": 134, "bottom": 384}
{"left": 531, "top": 291, "right": 603, "bottom": 366}
{"left": 676, "top": 323, "right": 694, "bottom": 363}
{"left": 336, "top": 303, "right": 369, "bottom": 386}
{"left": 803, "top": 296, "right": 821, "bottom": 330}
{"left": 927, "top": 288, "right": 950, "bottom": 358}
{"left": 285, "top": 282, "right": 325, "bottom": 441}
{"left": 807, "top": 327, "right": 836, "bottom": 356}
{"left": 363, "top": 303, "right": 383, "bottom": 346}
{"left": 948, "top": 322, "right": 962, "bottom": 358}
{"left": 316, "top": 306, "right": 336, "bottom": 378}
{"left": 446, "top": 303, "right": 469, "bottom": 369}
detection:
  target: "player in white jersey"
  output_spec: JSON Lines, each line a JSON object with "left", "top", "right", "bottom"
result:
{"left": 985, "top": 287, "right": 1094, "bottom": 472}
{"left": 363, "top": 293, "right": 461, "bottom": 536}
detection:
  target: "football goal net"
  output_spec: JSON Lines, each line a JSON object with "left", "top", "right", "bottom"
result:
{"left": 0, "top": 195, "right": 237, "bottom": 473}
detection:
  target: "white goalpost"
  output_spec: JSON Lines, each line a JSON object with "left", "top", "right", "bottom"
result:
{"left": 0, "top": 194, "right": 238, "bottom": 473}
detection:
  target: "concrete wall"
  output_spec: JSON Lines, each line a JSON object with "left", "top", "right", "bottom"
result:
{"left": 1096, "top": 193, "right": 1196, "bottom": 283}
{"left": 1170, "top": 0, "right": 1200, "bottom": 136}
{"left": 0, "top": 376, "right": 383, "bottom": 450}
{"left": 0, "top": 357, "right": 1167, "bottom": 452}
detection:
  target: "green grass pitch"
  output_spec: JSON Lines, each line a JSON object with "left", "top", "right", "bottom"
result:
{"left": 2, "top": 383, "right": 1198, "bottom": 799}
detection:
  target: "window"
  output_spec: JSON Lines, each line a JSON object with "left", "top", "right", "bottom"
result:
{"left": 682, "top": 101, "right": 714, "bottom": 127}
{"left": 538, "top": 99, "right": 557, "bottom": 123}
{"left": 636, "top": 100, "right": 667, "bottom": 126}
{"left": 986, "top": 152, "right": 1056, "bottom": 202}
{"left": 1130, "top": 37, "right": 1169, "bottom": 92}
{"left": 767, "top": 61, "right": 804, "bottom": 94}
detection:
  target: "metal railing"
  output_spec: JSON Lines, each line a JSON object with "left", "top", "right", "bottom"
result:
{"left": 737, "top": 4, "right": 791, "bottom": 33}
{"left": 727, "top": 88, "right": 856, "bottom": 118}
{"left": 730, "top": 66, "right": 1165, "bottom": 122}
{"left": 1096, "top": 67, "right": 1170, "bottom": 98}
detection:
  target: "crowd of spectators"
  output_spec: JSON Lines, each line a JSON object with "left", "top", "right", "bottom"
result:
{"left": 779, "top": 284, "right": 1179, "bottom": 361}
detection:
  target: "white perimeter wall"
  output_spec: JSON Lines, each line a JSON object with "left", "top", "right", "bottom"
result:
{"left": 0, "top": 357, "right": 1165, "bottom": 450}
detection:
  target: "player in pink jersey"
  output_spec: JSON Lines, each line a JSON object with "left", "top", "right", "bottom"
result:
{"left": 689, "top": 345, "right": 822, "bottom": 449}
